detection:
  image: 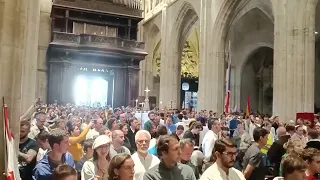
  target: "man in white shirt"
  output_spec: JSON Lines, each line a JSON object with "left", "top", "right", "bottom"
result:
{"left": 29, "top": 112, "right": 49, "bottom": 139}
{"left": 131, "top": 130, "right": 160, "bottom": 180}
{"left": 201, "top": 139, "right": 245, "bottom": 180}
{"left": 85, "top": 116, "right": 103, "bottom": 140}
{"left": 202, "top": 118, "right": 221, "bottom": 161}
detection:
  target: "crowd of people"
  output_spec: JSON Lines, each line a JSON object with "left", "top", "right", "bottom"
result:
{"left": 17, "top": 101, "right": 320, "bottom": 180}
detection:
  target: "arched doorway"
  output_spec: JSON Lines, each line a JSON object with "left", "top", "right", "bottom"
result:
{"left": 241, "top": 47, "right": 274, "bottom": 115}
{"left": 158, "top": 2, "right": 199, "bottom": 109}
{"left": 180, "top": 27, "right": 199, "bottom": 109}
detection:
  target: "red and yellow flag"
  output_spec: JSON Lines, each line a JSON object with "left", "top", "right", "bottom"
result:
{"left": 246, "top": 96, "right": 251, "bottom": 118}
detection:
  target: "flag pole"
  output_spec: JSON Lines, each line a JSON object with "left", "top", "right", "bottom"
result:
{"left": 2, "top": 97, "right": 8, "bottom": 177}
{"left": 225, "top": 41, "right": 232, "bottom": 114}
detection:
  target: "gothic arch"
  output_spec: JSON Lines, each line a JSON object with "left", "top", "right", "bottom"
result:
{"left": 230, "top": 0, "right": 273, "bottom": 28}
{"left": 240, "top": 47, "right": 274, "bottom": 114}
{"left": 172, "top": 2, "right": 199, "bottom": 50}
{"left": 147, "top": 23, "right": 161, "bottom": 77}
{"left": 162, "top": 1, "right": 199, "bottom": 105}
{"left": 204, "top": 0, "right": 274, "bottom": 111}
{"left": 228, "top": 5, "right": 274, "bottom": 110}
{"left": 139, "top": 23, "right": 161, "bottom": 96}
{"left": 230, "top": 7, "right": 274, "bottom": 72}
{"left": 239, "top": 43, "right": 274, "bottom": 77}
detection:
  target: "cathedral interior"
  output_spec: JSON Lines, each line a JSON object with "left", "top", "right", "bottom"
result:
{"left": 2, "top": 0, "right": 320, "bottom": 172}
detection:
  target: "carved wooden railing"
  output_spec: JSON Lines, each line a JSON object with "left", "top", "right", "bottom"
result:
{"left": 53, "top": 32, "right": 80, "bottom": 44}
{"left": 52, "top": 32, "right": 145, "bottom": 51}
{"left": 53, "top": 0, "right": 142, "bottom": 10}
{"left": 112, "top": 0, "right": 142, "bottom": 10}
{"left": 53, "top": 0, "right": 143, "bottom": 17}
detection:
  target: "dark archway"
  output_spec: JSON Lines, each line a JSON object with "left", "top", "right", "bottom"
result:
{"left": 241, "top": 47, "right": 273, "bottom": 115}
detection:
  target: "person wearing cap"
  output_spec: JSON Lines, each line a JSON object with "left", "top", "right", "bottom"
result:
{"left": 81, "top": 135, "right": 112, "bottom": 180}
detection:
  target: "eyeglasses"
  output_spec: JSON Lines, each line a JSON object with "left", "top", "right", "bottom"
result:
{"left": 137, "top": 140, "right": 150, "bottom": 144}
{"left": 222, "top": 152, "right": 238, "bottom": 157}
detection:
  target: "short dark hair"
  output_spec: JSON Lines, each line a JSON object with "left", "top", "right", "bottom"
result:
{"left": 48, "top": 129, "right": 68, "bottom": 149}
{"left": 35, "top": 131, "right": 50, "bottom": 141}
{"left": 128, "top": 117, "right": 137, "bottom": 126}
{"left": 177, "top": 125, "right": 184, "bottom": 131}
{"left": 20, "top": 120, "right": 31, "bottom": 128}
{"left": 282, "top": 155, "right": 306, "bottom": 178}
{"left": 221, "top": 127, "right": 229, "bottom": 131}
{"left": 82, "top": 139, "right": 94, "bottom": 153}
{"left": 155, "top": 125, "right": 168, "bottom": 138}
{"left": 157, "top": 135, "right": 176, "bottom": 157}
{"left": 119, "top": 123, "right": 128, "bottom": 131}
{"left": 286, "top": 125, "right": 295, "bottom": 132}
{"left": 207, "top": 118, "right": 219, "bottom": 129}
{"left": 253, "top": 127, "right": 269, "bottom": 142}
{"left": 308, "top": 129, "right": 319, "bottom": 140}
{"left": 214, "top": 139, "right": 237, "bottom": 154}
{"left": 148, "top": 112, "right": 155, "bottom": 117}
{"left": 107, "top": 118, "right": 117, "bottom": 130}
{"left": 295, "top": 125, "right": 303, "bottom": 131}
{"left": 53, "top": 164, "right": 77, "bottom": 180}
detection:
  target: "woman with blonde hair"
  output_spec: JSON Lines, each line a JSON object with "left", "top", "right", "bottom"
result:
{"left": 108, "top": 154, "right": 134, "bottom": 180}
{"left": 279, "top": 138, "right": 306, "bottom": 176}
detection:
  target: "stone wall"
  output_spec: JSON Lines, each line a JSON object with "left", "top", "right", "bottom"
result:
{"left": 0, "top": 0, "right": 41, "bottom": 173}
{"left": 36, "top": 0, "right": 52, "bottom": 103}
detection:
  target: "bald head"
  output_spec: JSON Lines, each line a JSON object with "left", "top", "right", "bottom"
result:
{"left": 112, "top": 130, "right": 123, "bottom": 139}
{"left": 112, "top": 130, "right": 125, "bottom": 146}
{"left": 276, "top": 126, "right": 286, "bottom": 137}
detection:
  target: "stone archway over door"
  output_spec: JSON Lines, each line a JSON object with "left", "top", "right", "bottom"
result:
{"left": 241, "top": 47, "right": 274, "bottom": 115}
{"left": 159, "top": 2, "right": 199, "bottom": 109}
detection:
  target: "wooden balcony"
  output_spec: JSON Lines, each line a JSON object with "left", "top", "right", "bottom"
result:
{"left": 53, "top": 0, "right": 143, "bottom": 18}
{"left": 50, "top": 32, "right": 147, "bottom": 60}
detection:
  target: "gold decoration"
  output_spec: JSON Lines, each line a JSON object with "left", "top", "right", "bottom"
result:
{"left": 152, "top": 27, "right": 200, "bottom": 78}
{"left": 181, "top": 27, "right": 200, "bottom": 78}
{"left": 152, "top": 40, "right": 161, "bottom": 77}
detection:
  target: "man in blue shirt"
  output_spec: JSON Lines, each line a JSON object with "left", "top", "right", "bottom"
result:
{"left": 33, "top": 129, "right": 75, "bottom": 180}
{"left": 166, "top": 116, "right": 177, "bottom": 135}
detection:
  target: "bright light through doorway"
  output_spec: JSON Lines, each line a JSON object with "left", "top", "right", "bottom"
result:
{"left": 74, "top": 75, "right": 108, "bottom": 106}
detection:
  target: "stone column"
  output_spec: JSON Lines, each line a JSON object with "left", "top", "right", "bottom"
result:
{"left": 198, "top": 0, "right": 224, "bottom": 112}
{"left": 137, "top": 3, "right": 146, "bottom": 97}
{"left": 36, "top": 0, "right": 52, "bottom": 103}
{"left": 159, "top": 5, "right": 180, "bottom": 109}
{"left": 0, "top": 0, "right": 40, "bottom": 173}
{"left": 272, "top": 0, "right": 318, "bottom": 121}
